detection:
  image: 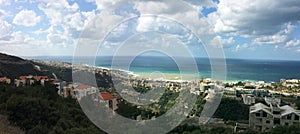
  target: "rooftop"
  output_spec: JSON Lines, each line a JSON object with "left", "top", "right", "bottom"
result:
{"left": 99, "top": 92, "right": 116, "bottom": 101}
{"left": 76, "top": 84, "right": 92, "bottom": 89}
{"left": 0, "top": 77, "right": 9, "bottom": 81}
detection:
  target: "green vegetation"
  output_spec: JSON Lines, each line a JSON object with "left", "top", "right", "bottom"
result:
{"left": 0, "top": 53, "right": 46, "bottom": 79}
{"left": 116, "top": 89, "right": 179, "bottom": 119}
{"left": 214, "top": 98, "right": 249, "bottom": 121}
{"left": 131, "top": 79, "right": 151, "bottom": 93}
{"left": 168, "top": 124, "right": 236, "bottom": 134}
{"left": 1, "top": 82, "right": 300, "bottom": 133}
{"left": 0, "top": 83, "right": 105, "bottom": 134}
{"left": 267, "top": 124, "right": 300, "bottom": 134}
{"left": 189, "top": 92, "right": 207, "bottom": 117}
{"left": 168, "top": 124, "right": 300, "bottom": 134}
{"left": 281, "top": 96, "right": 300, "bottom": 110}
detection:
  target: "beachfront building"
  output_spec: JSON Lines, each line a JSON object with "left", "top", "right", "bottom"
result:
{"left": 249, "top": 97, "right": 300, "bottom": 132}
{"left": 200, "top": 83, "right": 215, "bottom": 92}
{"left": 223, "top": 88, "right": 237, "bottom": 98}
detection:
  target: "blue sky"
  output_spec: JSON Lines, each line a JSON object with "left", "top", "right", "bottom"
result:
{"left": 0, "top": 0, "right": 300, "bottom": 60}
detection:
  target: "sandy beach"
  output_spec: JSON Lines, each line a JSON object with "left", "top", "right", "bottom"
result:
{"left": 135, "top": 72, "right": 201, "bottom": 81}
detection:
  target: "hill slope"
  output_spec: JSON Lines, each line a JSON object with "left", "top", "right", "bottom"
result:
{"left": 0, "top": 53, "right": 45, "bottom": 78}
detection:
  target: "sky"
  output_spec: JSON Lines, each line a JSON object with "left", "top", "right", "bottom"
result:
{"left": 0, "top": 0, "right": 300, "bottom": 60}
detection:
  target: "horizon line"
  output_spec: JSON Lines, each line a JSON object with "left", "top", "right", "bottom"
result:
{"left": 21, "top": 55, "right": 300, "bottom": 62}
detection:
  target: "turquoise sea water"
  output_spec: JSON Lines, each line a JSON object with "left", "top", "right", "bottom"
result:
{"left": 27, "top": 56, "right": 300, "bottom": 82}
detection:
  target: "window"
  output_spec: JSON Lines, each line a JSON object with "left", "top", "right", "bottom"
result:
{"left": 273, "top": 111, "right": 280, "bottom": 115}
{"left": 263, "top": 111, "right": 267, "bottom": 117}
{"left": 109, "top": 100, "right": 113, "bottom": 109}
{"left": 295, "top": 115, "right": 299, "bottom": 120}
{"left": 266, "top": 120, "right": 270, "bottom": 124}
{"left": 256, "top": 113, "right": 261, "bottom": 117}
{"left": 287, "top": 114, "right": 292, "bottom": 120}
{"left": 274, "top": 118, "right": 280, "bottom": 125}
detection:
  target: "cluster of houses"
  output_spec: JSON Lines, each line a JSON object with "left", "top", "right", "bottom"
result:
{"left": 223, "top": 88, "right": 270, "bottom": 105}
{"left": 56, "top": 82, "right": 118, "bottom": 110}
{"left": 3, "top": 74, "right": 300, "bottom": 132}
{"left": 15, "top": 75, "right": 51, "bottom": 87}
{"left": 0, "top": 75, "right": 52, "bottom": 86}
{"left": 0, "top": 75, "right": 119, "bottom": 111}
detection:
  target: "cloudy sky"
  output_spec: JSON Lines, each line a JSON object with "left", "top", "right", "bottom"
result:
{"left": 0, "top": 0, "right": 300, "bottom": 60}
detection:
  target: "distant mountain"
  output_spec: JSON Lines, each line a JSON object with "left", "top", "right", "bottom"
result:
{"left": 0, "top": 53, "right": 45, "bottom": 78}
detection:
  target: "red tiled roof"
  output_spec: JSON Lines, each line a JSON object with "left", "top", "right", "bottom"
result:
{"left": 76, "top": 84, "right": 92, "bottom": 89}
{"left": 0, "top": 77, "right": 8, "bottom": 81}
{"left": 99, "top": 92, "right": 116, "bottom": 101}
{"left": 19, "top": 76, "right": 27, "bottom": 80}
{"left": 41, "top": 76, "right": 48, "bottom": 79}
{"left": 51, "top": 79, "right": 57, "bottom": 84}
{"left": 33, "top": 76, "right": 49, "bottom": 81}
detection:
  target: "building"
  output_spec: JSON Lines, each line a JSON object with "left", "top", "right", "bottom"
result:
{"left": 249, "top": 97, "right": 300, "bottom": 132}
{"left": 200, "top": 83, "right": 214, "bottom": 92}
{"left": 98, "top": 92, "right": 118, "bottom": 110}
{"left": 252, "top": 89, "right": 269, "bottom": 97}
{"left": 0, "top": 77, "right": 11, "bottom": 84}
{"left": 242, "top": 94, "right": 255, "bottom": 105}
{"left": 190, "top": 87, "right": 200, "bottom": 95}
{"left": 15, "top": 75, "right": 49, "bottom": 87}
{"left": 73, "top": 84, "right": 97, "bottom": 100}
{"left": 55, "top": 81, "right": 67, "bottom": 96}
{"left": 223, "top": 88, "right": 236, "bottom": 98}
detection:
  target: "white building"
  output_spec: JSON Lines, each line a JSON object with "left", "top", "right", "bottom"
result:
{"left": 249, "top": 97, "right": 300, "bottom": 132}
{"left": 98, "top": 92, "right": 118, "bottom": 110}
{"left": 73, "top": 84, "right": 97, "bottom": 100}
{"left": 242, "top": 94, "right": 255, "bottom": 105}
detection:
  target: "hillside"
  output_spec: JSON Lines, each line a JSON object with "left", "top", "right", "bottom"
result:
{"left": 0, "top": 53, "right": 45, "bottom": 78}
{"left": 0, "top": 53, "right": 112, "bottom": 88}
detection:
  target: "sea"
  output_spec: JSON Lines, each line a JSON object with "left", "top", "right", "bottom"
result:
{"left": 26, "top": 56, "right": 300, "bottom": 82}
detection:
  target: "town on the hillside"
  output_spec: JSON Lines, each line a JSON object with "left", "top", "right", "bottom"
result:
{"left": 1, "top": 63, "right": 300, "bottom": 132}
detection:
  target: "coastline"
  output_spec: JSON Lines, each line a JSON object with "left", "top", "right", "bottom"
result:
{"left": 29, "top": 56, "right": 300, "bottom": 82}
{"left": 32, "top": 59, "right": 259, "bottom": 83}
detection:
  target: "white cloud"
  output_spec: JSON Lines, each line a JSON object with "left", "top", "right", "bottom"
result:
{"left": 134, "top": 0, "right": 192, "bottom": 15}
{"left": 38, "top": 0, "right": 79, "bottom": 25}
{"left": 37, "top": 0, "right": 94, "bottom": 49}
{"left": 134, "top": 0, "right": 216, "bottom": 38}
{"left": 0, "top": 21, "right": 13, "bottom": 41}
{"left": 222, "top": 37, "right": 235, "bottom": 45}
{"left": 251, "top": 23, "right": 295, "bottom": 45}
{"left": 210, "top": 36, "right": 235, "bottom": 48}
{"left": 235, "top": 43, "right": 251, "bottom": 52}
{"left": 0, "top": 0, "right": 10, "bottom": 5}
{"left": 0, "top": 9, "right": 7, "bottom": 19}
{"left": 13, "top": 9, "right": 41, "bottom": 27}
{"left": 207, "top": 0, "right": 300, "bottom": 50}
{"left": 285, "top": 39, "right": 300, "bottom": 48}
{"left": 209, "top": 0, "right": 300, "bottom": 36}
{"left": 89, "top": 0, "right": 118, "bottom": 10}
{"left": 183, "top": 0, "right": 216, "bottom": 8}
{"left": 14, "top": 0, "right": 28, "bottom": 2}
